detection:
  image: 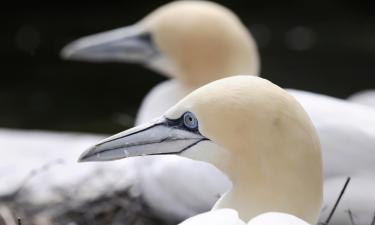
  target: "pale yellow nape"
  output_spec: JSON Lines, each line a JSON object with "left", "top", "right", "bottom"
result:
{"left": 139, "top": 1, "right": 260, "bottom": 88}
{"left": 165, "top": 76, "right": 323, "bottom": 224}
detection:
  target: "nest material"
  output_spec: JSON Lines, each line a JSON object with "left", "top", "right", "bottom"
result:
{"left": 1, "top": 188, "right": 168, "bottom": 225}
{"left": 0, "top": 161, "right": 171, "bottom": 225}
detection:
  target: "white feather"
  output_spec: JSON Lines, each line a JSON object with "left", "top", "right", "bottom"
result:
{"left": 178, "top": 209, "right": 310, "bottom": 225}
{"left": 347, "top": 90, "right": 375, "bottom": 108}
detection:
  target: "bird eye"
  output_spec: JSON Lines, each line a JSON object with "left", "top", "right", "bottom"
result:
{"left": 183, "top": 112, "right": 198, "bottom": 130}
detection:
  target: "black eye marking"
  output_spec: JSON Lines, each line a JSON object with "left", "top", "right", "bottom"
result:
{"left": 119, "top": 32, "right": 159, "bottom": 61}
{"left": 138, "top": 32, "right": 154, "bottom": 45}
{"left": 165, "top": 112, "right": 200, "bottom": 133}
{"left": 138, "top": 32, "right": 160, "bottom": 59}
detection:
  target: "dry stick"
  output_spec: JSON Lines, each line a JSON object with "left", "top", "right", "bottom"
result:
{"left": 0, "top": 205, "right": 17, "bottom": 225}
{"left": 347, "top": 209, "right": 356, "bottom": 225}
{"left": 323, "top": 177, "right": 351, "bottom": 225}
{"left": 370, "top": 212, "right": 375, "bottom": 225}
{"left": 12, "top": 159, "right": 65, "bottom": 198}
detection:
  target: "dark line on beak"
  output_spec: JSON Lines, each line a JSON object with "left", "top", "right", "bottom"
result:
{"left": 148, "top": 138, "right": 209, "bottom": 156}
{"left": 89, "top": 137, "right": 203, "bottom": 158}
{"left": 81, "top": 137, "right": 208, "bottom": 161}
{"left": 96, "top": 122, "right": 164, "bottom": 147}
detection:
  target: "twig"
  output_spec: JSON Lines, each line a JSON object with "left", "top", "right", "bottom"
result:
{"left": 370, "top": 211, "right": 375, "bottom": 225}
{"left": 0, "top": 205, "right": 17, "bottom": 225}
{"left": 322, "top": 177, "right": 351, "bottom": 225}
{"left": 347, "top": 209, "right": 356, "bottom": 225}
{"left": 11, "top": 159, "right": 65, "bottom": 198}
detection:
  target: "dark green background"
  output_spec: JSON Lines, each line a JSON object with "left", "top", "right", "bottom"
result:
{"left": 2, "top": 0, "right": 375, "bottom": 133}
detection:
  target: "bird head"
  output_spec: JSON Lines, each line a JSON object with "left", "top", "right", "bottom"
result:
{"left": 79, "top": 75, "right": 321, "bottom": 182}
{"left": 61, "top": 1, "right": 259, "bottom": 88}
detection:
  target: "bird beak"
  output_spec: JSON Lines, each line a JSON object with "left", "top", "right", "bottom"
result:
{"left": 61, "top": 25, "right": 158, "bottom": 63}
{"left": 78, "top": 117, "right": 207, "bottom": 162}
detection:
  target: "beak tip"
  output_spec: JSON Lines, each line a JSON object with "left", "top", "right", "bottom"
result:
{"left": 77, "top": 154, "right": 89, "bottom": 163}
{"left": 77, "top": 155, "right": 86, "bottom": 163}
{"left": 77, "top": 146, "right": 97, "bottom": 163}
{"left": 60, "top": 44, "right": 76, "bottom": 60}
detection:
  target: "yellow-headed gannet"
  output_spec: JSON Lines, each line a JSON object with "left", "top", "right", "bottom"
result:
{"left": 79, "top": 76, "right": 323, "bottom": 225}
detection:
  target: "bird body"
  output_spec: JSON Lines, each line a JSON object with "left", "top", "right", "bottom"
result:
{"left": 178, "top": 209, "right": 246, "bottom": 225}
{"left": 178, "top": 209, "right": 311, "bottom": 225}
{"left": 288, "top": 89, "right": 375, "bottom": 178}
{"left": 347, "top": 90, "right": 375, "bottom": 108}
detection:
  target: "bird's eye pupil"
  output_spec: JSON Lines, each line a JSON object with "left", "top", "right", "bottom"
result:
{"left": 183, "top": 112, "right": 198, "bottom": 129}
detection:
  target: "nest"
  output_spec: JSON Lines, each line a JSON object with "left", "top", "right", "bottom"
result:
{"left": 0, "top": 188, "right": 168, "bottom": 225}
{"left": 0, "top": 160, "right": 170, "bottom": 225}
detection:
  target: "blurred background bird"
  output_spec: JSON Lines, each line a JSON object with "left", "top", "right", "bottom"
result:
{"left": 1, "top": 0, "right": 375, "bottom": 225}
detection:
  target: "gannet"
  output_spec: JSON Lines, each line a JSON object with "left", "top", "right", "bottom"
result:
{"left": 61, "top": 0, "right": 259, "bottom": 124}
{"left": 61, "top": 1, "right": 375, "bottom": 223}
{"left": 79, "top": 76, "right": 323, "bottom": 224}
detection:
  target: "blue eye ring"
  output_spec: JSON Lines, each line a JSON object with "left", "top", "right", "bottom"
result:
{"left": 183, "top": 112, "right": 198, "bottom": 130}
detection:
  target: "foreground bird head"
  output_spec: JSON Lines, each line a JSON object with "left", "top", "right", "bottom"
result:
{"left": 79, "top": 76, "right": 322, "bottom": 224}
{"left": 61, "top": 1, "right": 259, "bottom": 88}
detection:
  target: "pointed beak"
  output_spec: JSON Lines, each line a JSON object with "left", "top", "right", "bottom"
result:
{"left": 79, "top": 118, "right": 208, "bottom": 162}
{"left": 61, "top": 25, "right": 158, "bottom": 63}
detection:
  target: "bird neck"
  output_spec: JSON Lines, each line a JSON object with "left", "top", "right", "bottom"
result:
{"left": 162, "top": 29, "right": 261, "bottom": 88}
{"left": 170, "top": 57, "right": 261, "bottom": 95}
{"left": 177, "top": 45, "right": 260, "bottom": 89}
{"left": 213, "top": 142, "right": 322, "bottom": 224}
